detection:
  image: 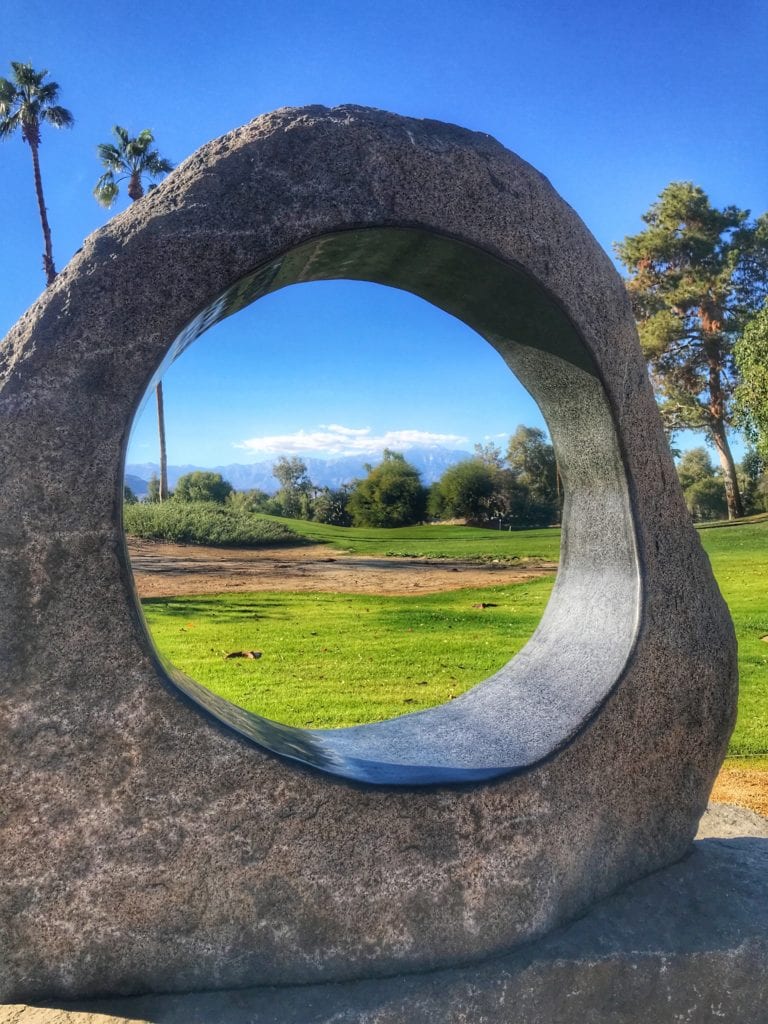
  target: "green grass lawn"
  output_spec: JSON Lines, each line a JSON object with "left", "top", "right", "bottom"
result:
{"left": 697, "top": 522, "right": 768, "bottom": 756}
{"left": 141, "top": 518, "right": 767, "bottom": 755}
{"left": 144, "top": 581, "right": 553, "bottom": 728}
{"left": 256, "top": 514, "right": 562, "bottom": 561}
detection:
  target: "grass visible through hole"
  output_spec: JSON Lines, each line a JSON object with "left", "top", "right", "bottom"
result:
{"left": 139, "top": 518, "right": 768, "bottom": 754}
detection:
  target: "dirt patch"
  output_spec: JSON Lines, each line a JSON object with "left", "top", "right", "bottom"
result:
{"left": 127, "top": 538, "right": 556, "bottom": 598}
{"left": 711, "top": 766, "right": 768, "bottom": 817}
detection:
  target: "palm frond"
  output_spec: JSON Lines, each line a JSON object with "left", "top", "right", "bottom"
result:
{"left": 41, "top": 104, "right": 73, "bottom": 129}
{"left": 0, "top": 76, "right": 16, "bottom": 111}
{"left": 0, "top": 109, "right": 21, "bottom": 138}
{"left": 93, "top": 173, "right": 120, "bottom": 208}
{"left": 11, "top": 62, "right": 46, "bottom": 88}
{"left": 112, "top": 125, "right": 130, "bottom": 147}
{"left": 96, "top": 142, "right": 125, "bottom": 169}
{"left": 144, "top": 152, "right": 174, "bottom": 176}
{"left": 36, "top": 80, "right": 61, "bottom": 104}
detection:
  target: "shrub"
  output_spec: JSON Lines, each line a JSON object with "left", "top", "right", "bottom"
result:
{"left": 174, "top": 471, "right": 233, "bottom": 503}
{"left": 685, "top": 478, "right": 728, "bottom": 522}
{"left": 677, "top": 447, "right": 716, "bottom": 490}
{"left": 430, "top": 459, "right": 497, "bottom": 521}
{"left": 123, "top": 501, "right": 302, "bottom": 547}
{"left": 348, "top": 450, "right": 427, "bottom": 527}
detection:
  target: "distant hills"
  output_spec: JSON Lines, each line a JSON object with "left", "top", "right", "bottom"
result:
{"left": 125, "top": 447, "right": 471, "bottom": 498}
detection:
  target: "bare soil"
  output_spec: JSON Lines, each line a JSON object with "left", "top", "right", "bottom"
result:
{"left": 128, "top": 538, "right": 556, "bottom": 598}
{"left": 711, "top": 767, "right": 768, "bottom": 817}
{"left": 128, "top": 538, "right": 768, "bottom": 819}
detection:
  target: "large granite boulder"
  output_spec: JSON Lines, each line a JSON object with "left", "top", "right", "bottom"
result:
{"left": 0, "top": 106, "right": 736, "bottom": 1001}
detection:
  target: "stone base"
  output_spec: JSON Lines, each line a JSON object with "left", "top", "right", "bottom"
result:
{"left": 5, "top": 806, "right": 767, "bottom": 1024}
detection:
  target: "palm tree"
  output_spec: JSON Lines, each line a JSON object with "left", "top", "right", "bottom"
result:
{"left": 0, "top": 62, "right": 74, "bottom": 285}
{"left": 94, "top": 126, "right": 175, "bottom": 499}
{"left": 93, "top": 126, "right": 173, "bottom": 207}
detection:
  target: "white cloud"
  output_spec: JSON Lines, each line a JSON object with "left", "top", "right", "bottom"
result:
{"left": 318, "top": 424, "right": 370, "bottom": 436}
{"left": 235, "top": 424, "right": 469, "bottom": 457}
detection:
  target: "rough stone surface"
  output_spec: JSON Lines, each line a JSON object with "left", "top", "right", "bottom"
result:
{"left": 3, "top": 806, "right": 766, "bottom": 1023}
{"left": 0, "top": 106, "right": 737, "bottom": 1001}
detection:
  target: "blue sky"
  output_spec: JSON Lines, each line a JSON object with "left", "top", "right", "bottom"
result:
{"left": 2, "top": 0, "right": 766, "bottom": 467}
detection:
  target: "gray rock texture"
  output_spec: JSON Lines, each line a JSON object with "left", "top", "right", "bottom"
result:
{"left": 4, "top": 805, "right": 766, "bottom": 1023}
{"left": 0, "top": 106, "right": 737, "bottom": 1001}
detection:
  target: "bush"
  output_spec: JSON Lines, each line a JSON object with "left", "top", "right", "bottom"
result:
{"left": 175, "top": 471, "right": 233, "bottom": 503}
{"left": 123, "top": 501, "right": 303, "bottom": 547}
{"left": 228, "top": 488, "right": 272, "bottom": 514}
{"left": 685, "top": 478, "right": 727, "bottom": 522}
{"left": 348, "top": 451, "right": 427, "bottom": 527}
{"left": 677, "top": 447, "right": 716, "bottom": 490}
{"left": 313, "top": 486, "right": 352, "bottom": 526}
{"left": 429, "top": 459, "right": 497, "bottom": 521}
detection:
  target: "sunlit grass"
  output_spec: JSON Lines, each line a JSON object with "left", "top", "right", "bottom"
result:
{"left": 141, "top": 518, "right": 767, "bottom": 753}
{"left": 256, "top": 514, "right": 561, "bottom": 561}
{"left": 143, "top": 580, "right": 553, "bottom": 728}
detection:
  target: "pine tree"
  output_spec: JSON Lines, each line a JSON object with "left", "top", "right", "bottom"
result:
{"left": 616, "top": 183, "right": 768, "bottom": 519}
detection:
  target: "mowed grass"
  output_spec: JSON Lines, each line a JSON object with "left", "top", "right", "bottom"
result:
{"left": 142, "top": 519, "right": 767, "bottom": 753}
{"left": 257, "top": 515, "right": 561, "bottom": 562}
{"left": 143, "top": 581, "right": 553, "bottom": 728}
{"left": 697, "top": 522, "right": 768, "bottom": 756}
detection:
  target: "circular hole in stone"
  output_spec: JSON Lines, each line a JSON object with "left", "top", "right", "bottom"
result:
{"left": 123, "top": 227, "right": 640, "bottom": 785}
{"left": 126, "top": 279, "right": 560, "bottom": 728}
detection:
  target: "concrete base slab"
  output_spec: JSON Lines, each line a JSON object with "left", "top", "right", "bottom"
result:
{"left": 4, "top": 805, "right": 766, "bottom": 1024}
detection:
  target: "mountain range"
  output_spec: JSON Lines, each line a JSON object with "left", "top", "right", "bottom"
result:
{"left": 125, "top": 447, "right": 471, "bottom": 498}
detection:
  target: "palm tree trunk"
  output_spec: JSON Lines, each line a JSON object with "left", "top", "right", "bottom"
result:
{"left": 27, "top": 138, "right": 56, "bottom": 285}
{"left": 128, "top": 171, "right": 144, "bottom": 202}
{"left": 156, "top": 381, "right": 169, "bottom": 501}
{"left": 710, "top": 419, "right": 744, "bottom": 520}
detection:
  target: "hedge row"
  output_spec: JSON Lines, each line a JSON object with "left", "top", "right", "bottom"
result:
{"left": 123, "top": 501, "right": 303, "bottom": 547}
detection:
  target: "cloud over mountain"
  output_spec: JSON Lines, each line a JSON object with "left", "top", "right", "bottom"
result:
{"left": 235, "top": 424, "right": 469, "bottom": 457}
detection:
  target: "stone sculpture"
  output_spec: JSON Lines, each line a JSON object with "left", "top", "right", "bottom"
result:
{"left": 0, "top": 106, "right": 736, "bottom": 1003}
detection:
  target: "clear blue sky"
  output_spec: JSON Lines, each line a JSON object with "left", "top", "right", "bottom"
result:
{"left": 3, "top": 0, "right": 766, "bottom": 467}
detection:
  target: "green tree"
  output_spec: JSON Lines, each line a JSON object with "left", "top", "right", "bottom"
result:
{"left": 472, "top": 441, "right": 504, "bottom": 468}
{"left": 348, "top": 450, "right": 427, "bottom": 527}
{"left": 228, "top": 488, "right": 272, "bottom": 514}
{"left": 506, "top": 425, "right": 559, "bottom": 526}
{"left": 123, "top": 484, "right": 138, "bottom": 504}
{"left": 616, "top": 182, "right": 768, "bottom": 519}
{"left": 94, "top": 126, "right": 175, "bottom": 500}
{"left": 676, "top": 447, "right": 716, "bottom": 491}
{"left": 738, "top": 449, "right": 768, "bottom": 515}
{"left": 430, "top": 459, "right": 498, "bottom": 522}
{"left": 0, "top": 62, "right": 74, "bottom": 285}
{"left": 272, "top": 456, "right": 311, "bottom": 491}
{"left": 271, "top": 457, "right": 313, "bottom": 519}
{"left": 685, "top": 478, "right": 727, "bottom": 522}
{"left": 675, "top": 448, "right": 727, "bottom": 521}
{"left": 734, "top": 303, "right": 768, "bottom": 462}
{"left": 174, "top": 471, "right": 233, "bottom": 503}
{"left": 146, "top": 474, "right": 161, "bottom": 503}
{"left": 312, "top": 485, "right": 352, "bottom": 526}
